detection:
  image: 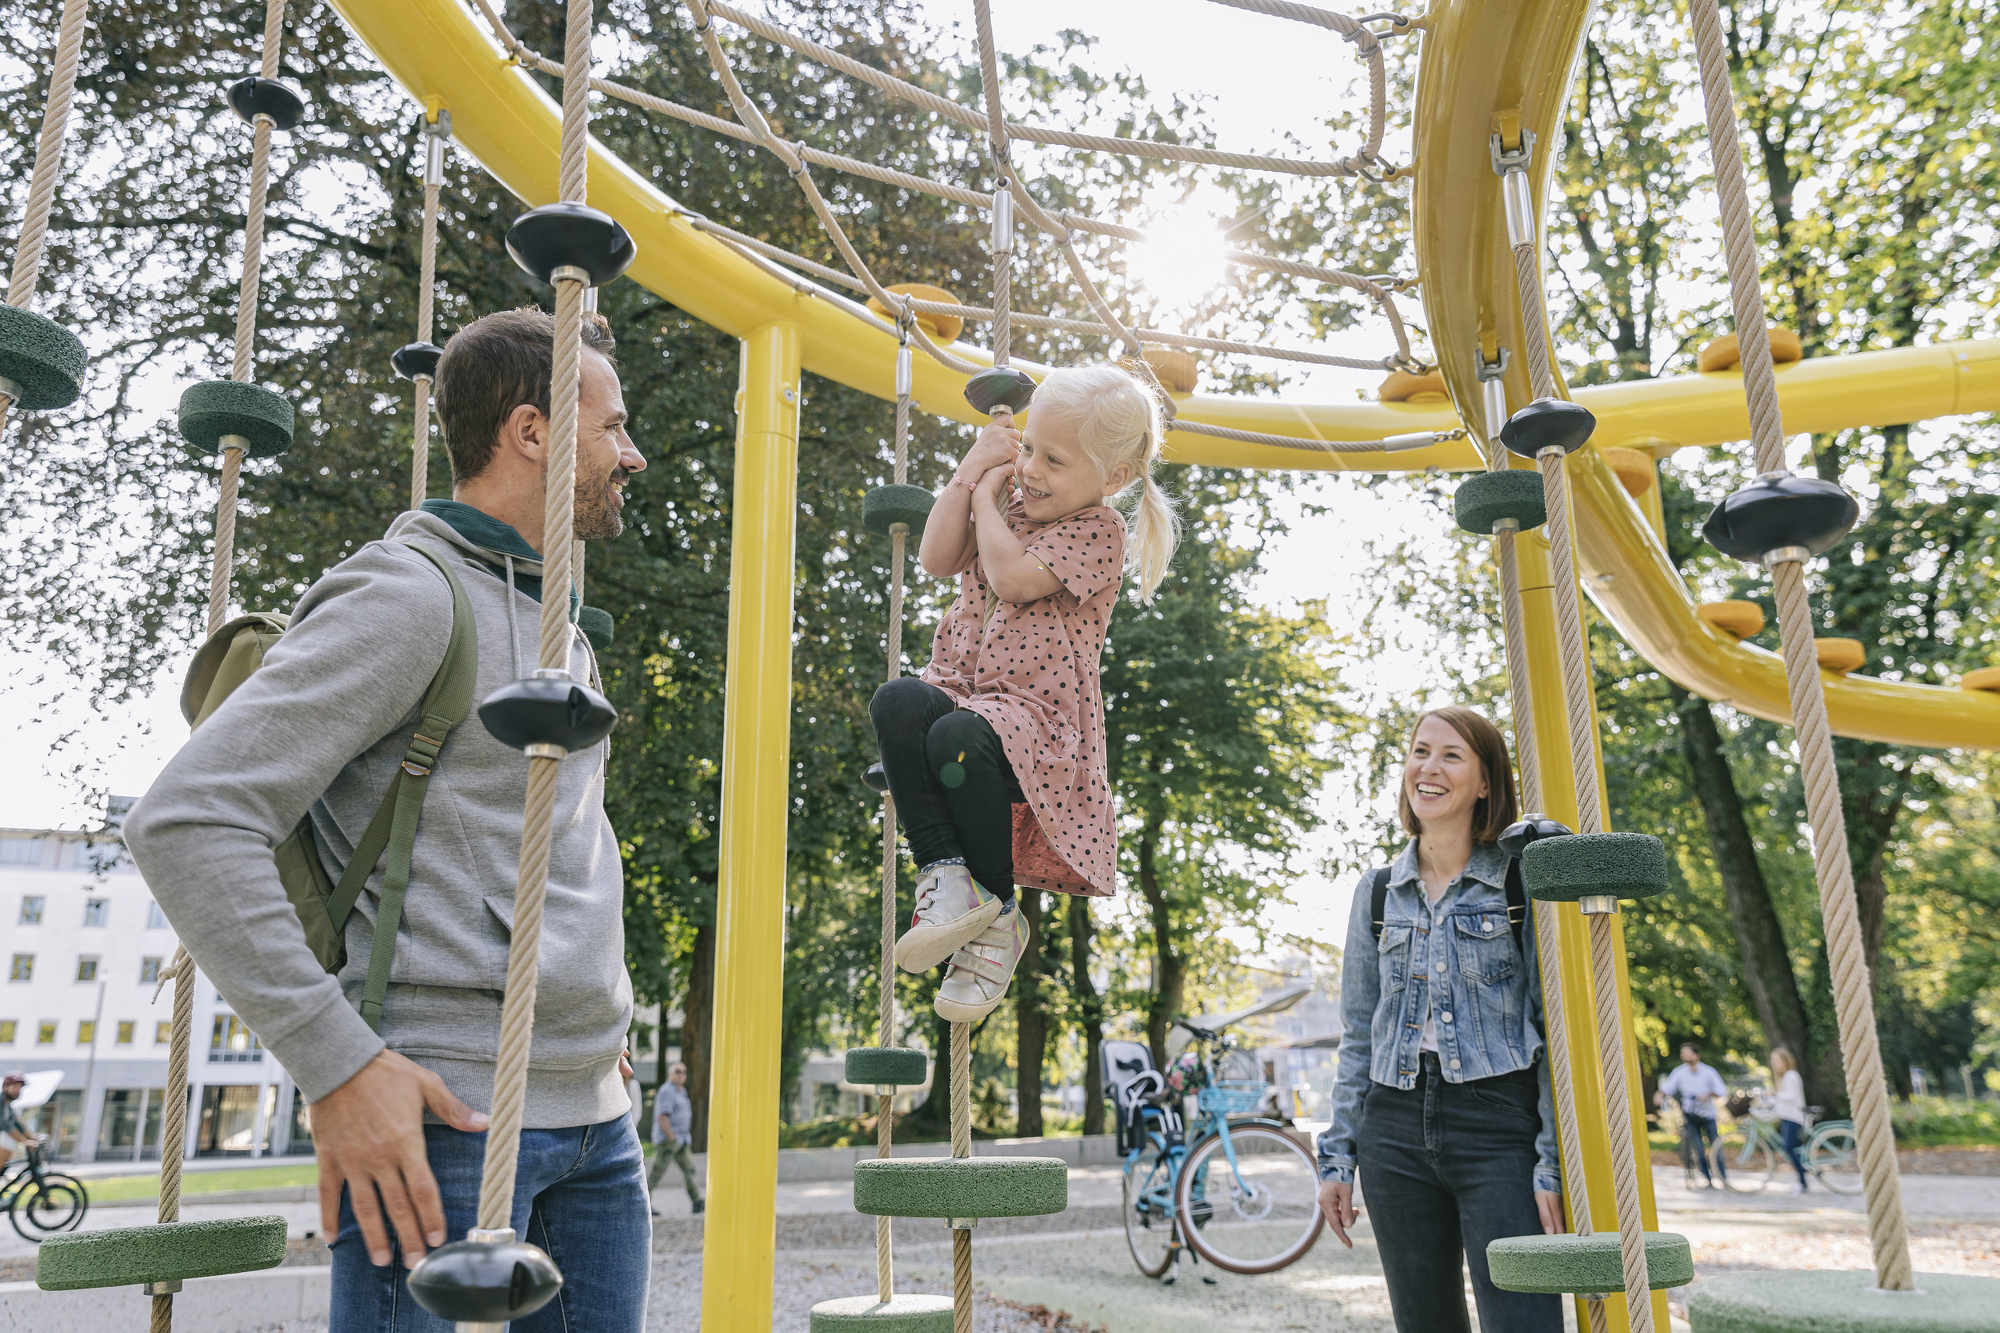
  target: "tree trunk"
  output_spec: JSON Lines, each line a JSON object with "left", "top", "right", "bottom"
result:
{"left": 898, "top": 1006, "right": 957, "bottom": 1141}
{"left": 1673, "top": 686, "right": 1831, "bottom": 1103}
{"left": 1067, "top": 894, "right": 1105, "bottom": 1136}
{"left": 1015, "top": 888, "right": 1047, "bottom": 1139}
{"left": 682, "top": 920, "right": 715, "bottom": 1153}
{"left": 1138, "top": 820, "right": 1183, "bottom": 1070}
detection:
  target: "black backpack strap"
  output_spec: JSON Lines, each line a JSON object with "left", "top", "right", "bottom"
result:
{"left": 324, "top": 544, "right": 478, "bottom": 1031}
{"left": 1368, "top": 867, "right": 1392, "bottom": 942}
{"left": 1505, "top": 855, "right": 1528, "bottom": 954}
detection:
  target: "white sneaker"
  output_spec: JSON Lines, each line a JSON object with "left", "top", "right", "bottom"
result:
{"left": 934, "top": 898, "right": 1029, "bottom": 1022}
{"left": 894, "top": 864, "right": 1002, "bottom": 974}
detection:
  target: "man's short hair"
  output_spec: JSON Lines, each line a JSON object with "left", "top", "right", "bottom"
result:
{"left": 669, "top": 1062, "right": 687, "bottom": 1075}
{"left": 435, "top": 307, "right": 617, "bottom": 484}
{"left": 1681, "top": 1042, "right": 1700, "bottom": 1056}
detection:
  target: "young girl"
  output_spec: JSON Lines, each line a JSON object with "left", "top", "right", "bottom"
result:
{"left": 1316, "top": 706, "right": 1563, "bottom": 1333}
{"left": 870, "top": 365, "right": 1177, "bottom": 1021}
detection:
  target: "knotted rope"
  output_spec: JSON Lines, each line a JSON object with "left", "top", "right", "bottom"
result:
{"left": 148, "top": 945, "right": 196, "bottom": 1333}
{"left": 473, "top": 0, "right": 594, "bottom": 1234}
{"left": 951, "top": 1019, "right": 973, "bottom": 1333}
{"left": 1503, "top": 142, "right": 1652, "bottom": 1330}
{"left": 409, "top": 115, "right": 447, "bottom": 508}
{"left": 1687, "top": 0, "right": 1912, "bottom": 1290}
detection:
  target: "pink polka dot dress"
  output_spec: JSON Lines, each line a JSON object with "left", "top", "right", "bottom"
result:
{"left": 921, "top": 495, "right": 1126, "bottom": 898}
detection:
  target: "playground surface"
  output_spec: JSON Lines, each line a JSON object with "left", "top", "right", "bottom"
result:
{"left": 6, "top": 1164, "right": 1994, "bottom": 1330}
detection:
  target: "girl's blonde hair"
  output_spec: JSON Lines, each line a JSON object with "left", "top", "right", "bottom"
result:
{"left": 1029, "top": 364, "right": 1180, "bottom": 600}
{"left": 1770, "top": 1048, "right": 1797, "bottom": 1077}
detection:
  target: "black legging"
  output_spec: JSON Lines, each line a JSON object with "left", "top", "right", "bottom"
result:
{"left": 869, "top": 676, "right": 1020, "bottom": 900}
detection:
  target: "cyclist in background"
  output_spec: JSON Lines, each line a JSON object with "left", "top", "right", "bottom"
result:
{"left": 1770, "top": 1047, "right": 1810, "bottom": 1193}
{"left": 1656, "top": 1043, "right": 1729, "bottom": 1188}
{"left": 0, "top": 1072, "right": 33, "bottom": 1170}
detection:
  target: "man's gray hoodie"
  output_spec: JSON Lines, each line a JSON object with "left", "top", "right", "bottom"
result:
{"left": 124, "top": 507, "right": 630, "bottom": 1128}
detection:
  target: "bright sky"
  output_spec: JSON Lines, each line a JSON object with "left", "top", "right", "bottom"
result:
{"left": 1, "top": 0, "right": 1454, "bottom": 950}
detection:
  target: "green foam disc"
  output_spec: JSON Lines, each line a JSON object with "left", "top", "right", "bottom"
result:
{"left": 1485, "top": 1231, "right": 1693, "bottom": 1294}
{"left": 1454, "top": 468, "right": 1547, "bottom": 535}
{"left": 579, "top": 605, "right": 614, "bottom": 653}
{"left": 810, "top": 1294, "right": 955, "bottom": 1332}
{"left": 35, "top": 1215, "right": 288, "bottom": 1291}
{"left": 845, "top": 1047, "right": 928, "bottom": 1086}
{"left": 177, "top": 379, "right": 294, "bottom": 460}
{"left": 1522, "top": 831, "right": 1669, "bottom": 903}
{"left": 0, "top": 304, "right": 87, "bottom": 410}
{"left": 852, "top": 1156, "right": 1067, "bottom": 1219}
{"left": 863, "top": 483, "right": 934, "bottom": 539}
{"left": 1687, "top": 1271, "right": 2000, "bottom": 1333}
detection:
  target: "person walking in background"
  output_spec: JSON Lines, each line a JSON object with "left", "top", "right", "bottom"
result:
{"left": 1770, "top": 1047, "right": 1810, "bottom": 1193}
{"left": 647, "top": 1063, "right": 702, "bottom": 1215}
{"left": 1316, "top": 706, "right": 1563, "bottom": 1333}
{"left": 1657, "top": 1042, "right": 1730, "bottom": 1189}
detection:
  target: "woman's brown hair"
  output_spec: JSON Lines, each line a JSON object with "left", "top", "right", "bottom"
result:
{"left": 1397, "top": 705, "right": 1520, "bottom": 845}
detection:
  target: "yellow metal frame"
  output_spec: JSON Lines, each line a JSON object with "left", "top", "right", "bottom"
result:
{"left": 313, "top": 2, "right": 2000, "bottom": 1326}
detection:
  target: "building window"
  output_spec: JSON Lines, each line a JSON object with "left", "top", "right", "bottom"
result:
{"left": 37, "top": 1020, "right": 57, "bottom": 1044}
{"left": 18, "top": 896, "right": 44, "bottom": 925}
{"left": 82, "top": 899, "right": 109, "bottom": 928}
{"left": 145, "top": 901, "right": 168, "bottom": 929}
{"left": 76, "top": 957, "right": 98, "bottom": 983}
{"left": 77, "top": 1020, "right": 96, "bottom": 1045}
{"left": 0, "top": 836, "right": 41, "bottom": 866}
{"left": 138, "top": 957, "right": 162, "bottom": 985}
{"left": 9, "top": 955, "right": 32, "bottom": 982}
{"left": 116, "top": 1020, "right": 135, "bottom": 1044}
{"left": 209, "top": 1014, "right": 263, "bottom": 1063}
{"left": 155, "top": 1021, "right": 172, "bottom": 1044}
{"left": 0, "top": 1020, "right": 15, "bottom": 1043}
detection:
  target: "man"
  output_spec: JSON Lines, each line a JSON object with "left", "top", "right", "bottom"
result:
{"left": 1656, "top": 1042, "right": 1730, "bottom": 1188}
{"left": 126, "top": 308, "right": 650, "bottom": 1331}
{"left": 645, "top": 1063, "right": 703, "bottom": 1215}
{"left": 0, "top": 1072, "right": 33, "bottom": 1169}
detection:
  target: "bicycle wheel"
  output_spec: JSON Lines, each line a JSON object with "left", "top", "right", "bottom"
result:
{"left": 11, "top": 1173, "right": 88, "bottom": 1241}
{"left": 1174, "top": 1123, "right": 1324, "bottom": 1274}
{"left": 1716, "top": 1129, "right": 1773, "bottom": 1194}
{"left": 1806, "top": 1123, "right": 1863, "bottom": 1195}
{"left": 1123, "top": 1152, "right": 1180, "bottom": 1278}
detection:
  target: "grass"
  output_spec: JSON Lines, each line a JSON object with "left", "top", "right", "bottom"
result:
{"left": 1892, "top": 1096, "right": 2000, "bottom": 1147}
{"left": 82, "top": 1162, "right": 319, "bottom": 1202}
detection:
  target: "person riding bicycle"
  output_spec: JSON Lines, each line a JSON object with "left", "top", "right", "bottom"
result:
{"left": 0, "top": 1072, "right": 34, "bottom": 1171}
{"left": 1655, "top": 1043, "right": 1729, "bottom": 1188}
{"left": 1316, "top": 707, "right": 1563, "bottom": 1333}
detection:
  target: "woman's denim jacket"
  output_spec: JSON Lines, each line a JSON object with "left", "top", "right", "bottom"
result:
{"left": 1315, "top": 840, "right": 1561, "bottom": 1195}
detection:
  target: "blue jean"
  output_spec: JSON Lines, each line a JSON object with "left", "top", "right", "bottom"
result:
{"left": 1780, "top": 1118, "right": 1808, "bottom": 1187}
{"left": 1358, "top": 1052, "right": 1560, "bottom": 1333}
{"left": 330, "top": 1113, "right": 650, "bottom": 1332}
{"left": 1682, "top": 1111, "right": 1726, "bottom": 1184}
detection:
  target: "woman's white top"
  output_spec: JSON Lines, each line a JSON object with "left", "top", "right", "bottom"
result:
{"left": 1774, "top": 1068, "right": 1808, "bottom": 1125}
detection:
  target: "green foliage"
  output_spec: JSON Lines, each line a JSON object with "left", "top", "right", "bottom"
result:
{"left": 1890, "top": 1097, "right": 2000, "bottom": 1148}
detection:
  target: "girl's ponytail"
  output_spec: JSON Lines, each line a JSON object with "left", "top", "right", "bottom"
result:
{"left": 1128, "top": 468, "right": 1179, "bottom": 602}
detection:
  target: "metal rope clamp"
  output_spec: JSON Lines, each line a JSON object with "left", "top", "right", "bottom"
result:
{"left": 1490, "top": 130, "right": 1538, "bottom": 249}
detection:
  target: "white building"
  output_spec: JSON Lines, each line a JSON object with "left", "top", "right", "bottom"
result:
{"left": 1, "top": 803, "right": 306, "bottom": 1163}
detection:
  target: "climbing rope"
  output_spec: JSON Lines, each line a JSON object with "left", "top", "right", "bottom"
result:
{"left": 0, "top": 0, "right": 90, "bottom": 443}
{"left": 147, "top": 945, "right": 196, "bottom": 1333}
{"left": 409, "top": 113, "right": 448, "bottom": 508}
{"left": 473, "top": 0, "right": 595, "bottom": 1235}
{"left": 1686, "top": 0, "right": 1912, "bottom": 1291}
{"left": 1499, "top": 139, "right": 1653, "bottom": 1330}
{"left": 950, "top": 1019, "right": 973, "bottom": 1333}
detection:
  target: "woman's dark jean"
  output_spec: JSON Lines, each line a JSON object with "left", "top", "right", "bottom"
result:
{"left": 869, "top": 676, "right": 1021, "bottom": 899}
{"left": 1780, "top": 1118, "right": 1808, "bottom": 1187}
{"left": 1358, "top": 1052, "right": 1560, "bottom": 1333}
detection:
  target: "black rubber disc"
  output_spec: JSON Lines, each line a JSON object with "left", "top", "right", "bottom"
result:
{"left": 1454, "top": 469, "right": 1547, "bottom": 535}
{"left": 1701, "top": 472, "right": 1859, "bottom": 561}
{"left": 393, "top": 341, "right": 443, "bottom": 381}
{"left": 1521, "top": 831, "right": 1668, "bottom": 903}
{"left": 506, "top": 202, "right": 637, "bottom": 287}
{"left": 226, "top": 75, "right": 307, "bottom": 131}
{"left": 177, "top": 379, "right": 294, "bottom": 459}
{"left": 0, "top": 304, "right": 87, "bottom": 411}
{"left": 964, "top": 365, "right": 1036, "bottom": 416}
{"left": 1500, "top": 397, "right": 1595, "bottom": 460}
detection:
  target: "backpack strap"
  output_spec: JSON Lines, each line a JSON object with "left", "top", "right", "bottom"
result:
{"left": 323, "top": 544, "right": 478, "bottom": 1032}
{"left": 1368, "top": 866, "right": 1392, "bottom": 942}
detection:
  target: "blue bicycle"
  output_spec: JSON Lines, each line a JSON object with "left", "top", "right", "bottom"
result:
{"left": 1109, "top": 1018, "right": 1324, "bottom": 1283}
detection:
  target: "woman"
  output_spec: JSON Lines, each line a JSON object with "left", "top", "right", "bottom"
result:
{"left": 1316, "top": 706, "right": 1563, "bottom": 1333}
{"left": 1771, "top": 1047, "right": 1810, "bottom": 1192}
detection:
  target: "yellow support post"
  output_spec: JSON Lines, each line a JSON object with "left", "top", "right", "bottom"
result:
{"left": 1516, "top": 516, "right": 1671, "bottom": 1333}
{"left": 700, "top": 322, "right": 803, "bottom": 1332}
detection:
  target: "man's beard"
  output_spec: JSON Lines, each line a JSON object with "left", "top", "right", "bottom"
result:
{"left": 573, "top": 468, "right": 627, "bottom": 541}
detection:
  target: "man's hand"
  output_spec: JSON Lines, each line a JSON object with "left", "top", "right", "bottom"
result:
{"left": 313, "top": 1050, "right": 488, "bottom": 1268}
{"left": 1317, "top": 1179, "right": 1359, "bottom": 1249}
{"left": 1535, "top": 1188, "right": 1565, "bottom": 1235}
{"left": 619, "top": 1048, "right": 633, "bottom": 1081}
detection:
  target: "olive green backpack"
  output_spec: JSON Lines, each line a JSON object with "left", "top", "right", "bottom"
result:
{"left": 177, "top": 544, "right": 477, "bottom": 1031}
